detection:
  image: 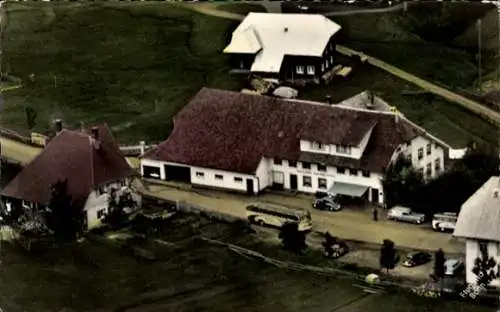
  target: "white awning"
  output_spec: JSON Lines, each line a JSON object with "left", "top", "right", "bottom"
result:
{"left": 328, "top": 182, "right": 368, "bottom": 197}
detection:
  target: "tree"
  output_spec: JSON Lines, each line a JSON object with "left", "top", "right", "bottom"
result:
{"left": 434, "top": 248, "right": 446, "bottom": 279}
{"left": 380, "top": 239, "right": 397, "bottom": 273}
{"left": 46, "top": 179, "right": 81, "bottom": 242}
{"left": 472, "top": 242, "right": 498, "bottom": 289}
{"left": 24, "top": 106, "right": 37, "bottom": 131}
{"left": 383, "top": 156, "right": 425, "bottom": 209}
{"left": 279, "top": 222, "right": 307, "bottom": 254}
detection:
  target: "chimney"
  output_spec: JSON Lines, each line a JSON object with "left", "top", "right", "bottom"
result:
{"left": 54, "top": 119, "right": 62, "bottom": 133}
{"left": 494, "top": 189, "right": 499, "bottom": 198}
{"left": 325, "top": 95, "right": 332, "bottom": 105}
{"left": 284, "top": 27, "right": 288, "bottom": 33}
{"left": 91, "top": 126, "right": 99, "bottom": 140}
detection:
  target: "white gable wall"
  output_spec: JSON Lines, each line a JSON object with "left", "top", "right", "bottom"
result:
{"left": 465, "top": 239, "right": 500, "bottom": 287}
{"left": 401, "top": 135, "right": 445, "bottom": 179}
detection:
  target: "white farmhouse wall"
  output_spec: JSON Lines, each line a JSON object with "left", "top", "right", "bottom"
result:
{"left": 269, "top": 158, "right": 384, "bottom": 204}
{"left": 83, "top": 178, "right": 140, "bottom": 230}
{"left": 190, "top": 165, "right": 257, "bottom": 193}
{"left": 402, "top": 135, "right": 445, "bottom": 179}
{"left": 141, "top": 158, "right": 167, "bottom": 180}
{"left": 465, "top": 240, "right": 500, "bottom": 287}
{"left": 255, "top": 158, "right": 270, "bottom": 191}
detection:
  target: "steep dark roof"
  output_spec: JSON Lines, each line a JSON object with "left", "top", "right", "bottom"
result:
{"left": 142, "top": 88, "right": 422, "bottom": 174}
{"left": 1, "top": 124, "right": 134, "bottom": 210}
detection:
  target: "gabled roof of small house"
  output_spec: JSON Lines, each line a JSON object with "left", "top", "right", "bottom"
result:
{"left": 142, "top": 88, "right": 428, "bottom": 174}
{"left": 454, "top": 176, "right": 500, "bottom": 242}
{"left": 223, "top": 13, "right": 341, "bottom": 73}
{"left": 1, "top": 124, "right": 134, "bottom": 210}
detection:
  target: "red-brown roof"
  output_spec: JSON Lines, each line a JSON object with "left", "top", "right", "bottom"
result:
{"left": 142, "top": 88, "right": 422, "bottom": 174}
{"left": 1, "top": 124, "right": 134, "bottom": 209}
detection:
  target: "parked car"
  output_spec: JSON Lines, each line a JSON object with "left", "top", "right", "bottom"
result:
{"left": 387, "top": 206, "right": 425, "bottom": 224}
{"left": 313, "top": 197, "right": 341, "bottom": 211}
{"left": 402, "top": 251, "right": 432, "bottom": 267}
{"left": 314, "top": 191, "right": 335, "bottom": 199}
{"left": 444, "top": 259, "right": 464, "bottom": 276}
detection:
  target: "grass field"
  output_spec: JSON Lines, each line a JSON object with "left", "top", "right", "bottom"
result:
{"left": 0, "top": 212, "right": 494, "bottom": 312}
{"left": 301, "top": 58, "right": 498, "bottom": 148}
{"left": 284, "top": 2, "right": 494, "bottom": 90}
{"left": 1, "top": 2, "right": 244, "bottom": 143}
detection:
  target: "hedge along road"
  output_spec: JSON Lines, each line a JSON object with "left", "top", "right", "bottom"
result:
{"left": 186, "top": 4, "right": 500, "bottom": 127}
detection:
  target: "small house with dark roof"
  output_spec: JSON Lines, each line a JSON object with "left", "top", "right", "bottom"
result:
{"left": 454, "top": 176, "right": 500, "bottom": 287}
{"left": 1, "top": 122, "right": 141, "bottom": 231}
{"left": 140, "top": 88, "right": 453, "bottom": 205}
{"left": 223, "top": 13, "right": 341, "bottom": 83}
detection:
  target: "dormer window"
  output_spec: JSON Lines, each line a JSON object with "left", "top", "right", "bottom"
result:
{"left": 336, "top": 145, "right": 351, "bottom": 154}
{"left": 311, "top": 141, "right": 322, "bottom": 150}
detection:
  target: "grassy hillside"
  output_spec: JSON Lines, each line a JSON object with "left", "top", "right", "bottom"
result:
{"left": 1, "top": 2, "right": 243, "bottom": 143}
{"left": 329, "top": 2, "right": 494, "bottom": 90}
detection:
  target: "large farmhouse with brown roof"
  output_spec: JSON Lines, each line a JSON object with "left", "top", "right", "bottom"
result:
{"left": 223, "top": 13, "right": 341, "bottom": 83}
{"left": 141, "top": 88, "right": 454, "bottom": 205}
{"left": 1, "top": 122, "right": 141, "bottom": 231}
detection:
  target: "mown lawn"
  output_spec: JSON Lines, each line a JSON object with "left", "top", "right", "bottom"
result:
{"left": 282, "top": 2, "right": 494, "bottom": 90}
{"left": 1, "top": 2, "right": 244, "bottom": 143}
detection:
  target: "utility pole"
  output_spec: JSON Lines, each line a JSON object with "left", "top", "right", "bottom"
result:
{"left": 478, "top": 19, "right": 483, "bottom": 89}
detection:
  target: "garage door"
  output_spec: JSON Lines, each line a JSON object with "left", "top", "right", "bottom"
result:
{"left": 165, "top": 165, "right": 191, "bottom": 183}
{"left": 272, "top": 171, "right": 284, "bottom": 184}
{"left": 143, "top": 166, "right": 161, "bottom": 179}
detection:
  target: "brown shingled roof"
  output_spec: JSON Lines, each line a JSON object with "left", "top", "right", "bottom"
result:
{"left": 142, "top": 88, "right": 422, "bottom": 174}
{"left": 1, "top": 124, "right": 134, "bottom": 210}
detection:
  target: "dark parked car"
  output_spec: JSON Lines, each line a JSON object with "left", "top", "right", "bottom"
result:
{"left": 403, "top": 251, "right": 432, "bottom": 267}
{"left": 313, "top": 197, "right": 341, "bottom": 211}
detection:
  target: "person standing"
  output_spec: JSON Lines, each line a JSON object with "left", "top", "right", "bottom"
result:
{"left": 372, "top": 207, "right": 378, "bottom": 221}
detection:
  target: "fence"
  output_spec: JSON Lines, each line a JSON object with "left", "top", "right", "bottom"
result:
{"left": 0, "top": 126, "right": 157, "bottom": 156}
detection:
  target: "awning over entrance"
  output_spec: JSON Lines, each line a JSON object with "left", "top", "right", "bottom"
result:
{"left": 328, "top": 182, "right": 368, "bottom": 197}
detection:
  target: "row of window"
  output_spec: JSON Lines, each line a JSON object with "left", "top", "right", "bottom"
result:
{"left": 273, "top": 159, "right": 370, "bottom": 177}
{"left": 310, "top": 141, "right": 352, "bottom": 155}
{"left": 295, "top": 55, "right": 334, "bottom": 75}
{"left": 417, "top": 143, "right": 436, "bottom": 160}
{"left": 196, "top": 171, "right": 244, "bottom": 183}
{"left": 417, "top": 158, "right": 441, "bottom": 177}
{"left": 302, "top": 176, "right": 328, "bottom": 189}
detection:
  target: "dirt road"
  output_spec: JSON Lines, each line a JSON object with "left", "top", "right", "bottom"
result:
{"left": 144, "top": 183, "right": 465, "bottom": 254}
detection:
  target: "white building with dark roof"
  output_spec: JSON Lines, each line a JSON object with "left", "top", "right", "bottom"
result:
{"left": 454, "top": 176, "right": 500, "bottom": 286}
{"left": 140, "top": 88, "right": 456, "bottom": 205}
{"left": 223, "top": 13, "right": 341, "bottom": 83}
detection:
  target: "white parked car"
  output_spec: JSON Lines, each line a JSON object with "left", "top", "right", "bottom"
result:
{"left": 387, "top": 206, "right": 425, "bottom": 224}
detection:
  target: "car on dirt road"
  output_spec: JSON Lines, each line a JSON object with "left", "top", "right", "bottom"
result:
{"left": 313, "top": 196, "right": 342, "bottom": 211}
{"left": 402, "top": 251, "right": 432, "bottom": 267}
{"left": 387, "top": 206, "right": 425, "bottom": 224}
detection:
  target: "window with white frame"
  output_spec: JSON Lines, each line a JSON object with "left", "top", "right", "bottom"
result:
{"left": 349, "top": 168, "right": 358, "bottom": 176}
{"left": 215, "top": 174, "right": 223, "bottom": 180}
{"left": 274, "top": 158, "right": 282, "bottom": 165}
{"left": 288, "top": 161, "right": 297, "bottom": 168}
{"left": 296, "top": 66, "right": 304, "bottom": 74}
{"left": 318, "top": 178, "right": 327, "bottom": 189}
{"left": 302, "top": 162, "right": 311, "bottom": 170}
{"left": 306, "top": 65, "right": 315, "bottom": 75}
{"left": 317, "top": 164, "right": 327, "bottom": 172}
{"left": 418, "top": 168, "right": 424, "bottom": 177}
{"left": 426, "top": 163, "right": 432, "bottom": 176}
{"left": 417, "top": 148, "right": 424, "bottom": 160}
{"left": 337, "top": 167, "right": 346, "bottom": 174}
{"left": 234, "top": 177, "right": 243, "bottom": 183}
{"left": 362, "top": 170, "right": 370, "bottom": 177}
{"left": 434, "top": 158, "right": 441, "bottom": 172}
{"left": 426, "top": 143, "right": 432, "bottom": 155}
{"left": 196, "top": 172, "right": 205, "bottom": 178}
{"left": 336, "top": 145, "right": 351, "bottom": 154}
{"left": 302, "top": 176, "right": 312, "bottom": 187}
{"left": 311, "top": 141, "right": 322, "bottom": 149}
